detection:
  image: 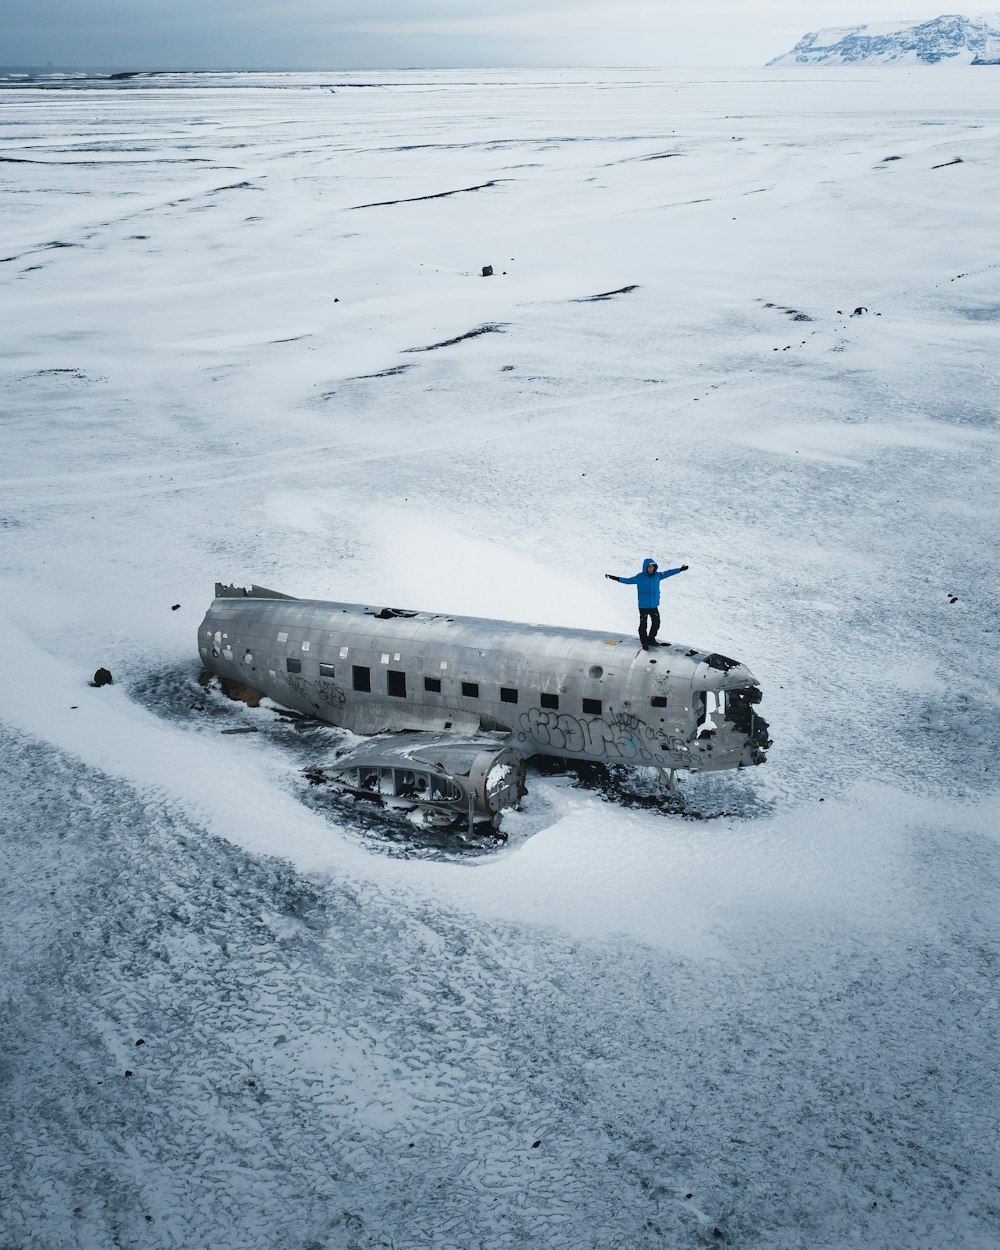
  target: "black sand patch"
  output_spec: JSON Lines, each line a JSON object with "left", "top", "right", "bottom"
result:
{"left": 760, "top": 301, "right": 815, "bottom": 322}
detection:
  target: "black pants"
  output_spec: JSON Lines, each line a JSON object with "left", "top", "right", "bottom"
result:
{"left": 639, "top": 607, "right": 660, "bottom": 646}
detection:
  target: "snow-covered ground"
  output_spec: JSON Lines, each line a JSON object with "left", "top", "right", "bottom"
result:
{"left": 2, "top": 68, "right": 999, "bottom": 1249}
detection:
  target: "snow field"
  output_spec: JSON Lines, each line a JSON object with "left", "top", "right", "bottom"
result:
{"left": 1, "top": 68, "right": 999, "bottom": 1248}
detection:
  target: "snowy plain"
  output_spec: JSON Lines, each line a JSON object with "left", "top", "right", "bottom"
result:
{"left": 1, "top": 67, "right": 999, "bottom": 1249}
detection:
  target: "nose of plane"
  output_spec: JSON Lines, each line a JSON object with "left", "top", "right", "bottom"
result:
{"left": 719, "top": 663, "right": 757, "bottom": 689}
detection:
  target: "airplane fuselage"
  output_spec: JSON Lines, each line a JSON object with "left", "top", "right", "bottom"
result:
{"left": 199, "top": 585, "right": 770, "bottom": 774}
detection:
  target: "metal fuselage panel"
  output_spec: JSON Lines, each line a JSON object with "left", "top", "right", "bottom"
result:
{"left": 198, "top": 594, "right": 767, "bottom": 772}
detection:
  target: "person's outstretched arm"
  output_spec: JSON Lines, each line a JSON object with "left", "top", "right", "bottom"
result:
{"left": 658, "top": 564, "right": 689, "bottom": 580}
{"left": 607, "top": 571, "right": 641, "bottom": 584}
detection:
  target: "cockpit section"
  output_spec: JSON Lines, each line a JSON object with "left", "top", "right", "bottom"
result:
{"left": 692, "top": 685, "right": 771, "bottom": 770}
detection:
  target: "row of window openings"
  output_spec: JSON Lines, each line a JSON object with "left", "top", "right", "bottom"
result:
{"left": 281, "top": 657, "right": 662, "bottom": 714}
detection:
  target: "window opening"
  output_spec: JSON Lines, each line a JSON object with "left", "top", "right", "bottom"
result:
{"left": 424, "top": 676, "right": 442, "bottom": 693}
{"left": 319, "top": 663, "right": 336, "bottom": 679}
{"left": 698, "top": 691, "right": 721, "bottom": 737}
{"left": 582, "top": 698, "right": 602, "bottom": 716}
{"left": 500, "top": 687, "right": 518, "bottom": 704}
{"left": 541, "top": 693, "right": 559, "bottom": 710}
{"left": 353, "top": 665, "right": 371, "bottom": 693}
{"left": 387, "top": 670, "right": 407, "bottom": 698}
{"left": 651, "top": 696, "right": 667, "bottom": 708}
{"left": 286, "top": 657, "right": 301, "bottom": 674}
{"left": 461, "top": 682, "right": 479, "bottom": 698}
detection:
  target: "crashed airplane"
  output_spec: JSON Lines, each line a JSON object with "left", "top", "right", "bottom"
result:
{"left": 199, "top": 584, "right": 771, "bottom": 828}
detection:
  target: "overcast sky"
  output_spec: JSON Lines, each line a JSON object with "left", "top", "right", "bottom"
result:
{"left": 6, "top": 1, "right": 959, "bottom": 69}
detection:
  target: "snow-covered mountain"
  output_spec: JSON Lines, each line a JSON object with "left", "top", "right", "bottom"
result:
{"left": 767, "top": 12, "right": 1000, "bottom": 64}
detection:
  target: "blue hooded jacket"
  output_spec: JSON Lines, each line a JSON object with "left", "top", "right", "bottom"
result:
{"left": 617, "top": 557, "right": 683, "bottom": 608}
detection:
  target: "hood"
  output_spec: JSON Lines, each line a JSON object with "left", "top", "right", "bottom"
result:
{"left": 641, "top": 556, "right": 657, "bottom": 573}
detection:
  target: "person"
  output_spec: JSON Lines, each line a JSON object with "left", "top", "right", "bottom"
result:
{"left": 606, "top": 557, "right": 689, "bottom": 649}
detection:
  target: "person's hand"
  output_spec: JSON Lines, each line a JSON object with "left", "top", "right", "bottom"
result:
{"left": 680, "top": 564, "right": 689, "bottom": 571}
{"left": 605, "top": 573, "right": 617, "bottom": 581}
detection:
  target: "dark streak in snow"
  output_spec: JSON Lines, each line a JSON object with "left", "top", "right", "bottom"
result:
{"left": 572, "top": 285, "right": 639, "bottom": 303}
{"left": 0, "top": 155, "right": 215, "bottom": 166}
{"left": 349, "top": 180, "right": 509, "bottom": 209}
{"left": 403, "top": 324, "right": 507, "bottom": 352}
{"left": 348, "top": 364, "right": 416, "bottom": 379}
{"left": 1, "top": 240, "right": 79, "bottom": 263}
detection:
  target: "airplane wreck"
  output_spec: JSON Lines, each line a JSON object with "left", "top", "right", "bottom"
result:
{"left": 199, "top": 585, "right": 771, "bottom": 828}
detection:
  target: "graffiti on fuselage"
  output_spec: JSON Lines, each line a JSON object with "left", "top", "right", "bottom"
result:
{"left": 284, "top": 673, "right": 310, "bottom": 701}
{"left": 282, "top": 673, "right": 348, "bottom": 712}
{"left": 517, "top": 707, "right": 683, "bottom": 765}
{"left": 317, "top": 680, "right": 347, "bottom": 710}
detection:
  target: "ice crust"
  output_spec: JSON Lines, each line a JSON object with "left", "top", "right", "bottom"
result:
{"left": 1, "top": 68, "right": 999, "bottom": 1249}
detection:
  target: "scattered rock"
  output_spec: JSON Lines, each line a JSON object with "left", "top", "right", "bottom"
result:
{"left": 92, "top": 667, "right": 113, "bottom": 687}
{"left": 135, "top": 1039, "right": 145, "bottom": 1046}
{"left": 124, "top": 1070, "right": 133, "bottom": 1078}
{"left": 482, "top": 265, "right": 494, "bottom": 277}
{"left": 220, "top": 726, "right": 259, "bottom": 735}
{"left": 171, "top": 603, "right": 180, "bottom": 611}
{"left": 713, "top": 1228, "right": 723, "bottom": 1239}
{"left": 531, "top": 1140, "right": 541, "bottom": 1148}
{"left": 852, "top": 306, "right": 868, "bottom": 316}
{"left": 949, "top": 594, "right": 959, "bottom": 604}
